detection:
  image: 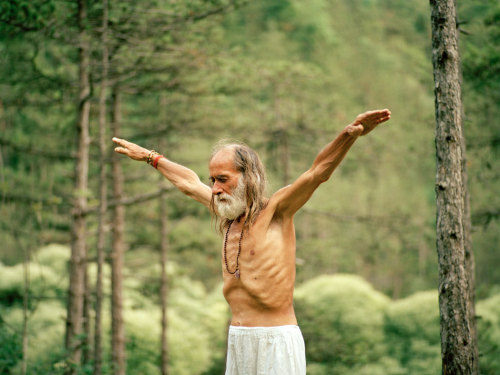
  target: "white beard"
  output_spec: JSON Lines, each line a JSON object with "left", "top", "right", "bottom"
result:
{"left": 215, "top": 177, "right": 247, "bottom": 220}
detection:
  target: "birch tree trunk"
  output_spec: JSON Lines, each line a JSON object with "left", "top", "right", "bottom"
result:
{"left": 94, "top": 0, "right": 109, "bottom": 373}
{"left": 111, "top": 86, "right": 126, "bottom": 375}
{"left": 429, "top": 0, "right": 477, "bottom": 373}
{"left": 65, "top": 0, "right": 91, "bottom": 372}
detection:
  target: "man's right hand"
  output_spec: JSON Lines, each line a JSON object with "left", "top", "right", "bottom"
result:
{"left": 112, "top": 137, "right": 150, "bottom": 161}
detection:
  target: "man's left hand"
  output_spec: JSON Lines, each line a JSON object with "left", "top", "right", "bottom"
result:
{"left": 346, "top": 109, "right": 391, "bottom": 136}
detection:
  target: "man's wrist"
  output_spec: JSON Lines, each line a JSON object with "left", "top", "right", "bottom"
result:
{"left": 146, "top": 149, "right": 165, "bottom": 169}
{"left": 146, "top": 150, "right": 159, "bottom": 165}
{"left": 344, "top": 123, "right": 364, "bottom": 137}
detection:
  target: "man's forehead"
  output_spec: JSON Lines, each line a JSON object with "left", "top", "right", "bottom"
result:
{"left": 209, "top": 148, "right": 236, "bottom": 170}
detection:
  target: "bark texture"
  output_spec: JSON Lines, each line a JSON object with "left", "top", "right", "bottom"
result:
{"left": 430, "top": 0, "right": 477, "bottom": 373}
{"left": 158, "top": 107, "right": 170, "bottom": 375}
{"left": 111, "top": 87, "right": 126, "bottom": 375}
{"left": 94, "top": 0, "right": 109, "bottom": 373}
{"left": 65, "top": 0, "right": 91, "bottom": 372}
{"left": 160, "top": 193, "right": 169, "bottom": 375}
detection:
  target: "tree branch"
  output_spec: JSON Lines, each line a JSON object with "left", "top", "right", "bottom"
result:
{"left": 472, "top": 208, "right": 500, "bottom": 228}
{"left": 83, "top": 186, "right": 174, "bottom": 215}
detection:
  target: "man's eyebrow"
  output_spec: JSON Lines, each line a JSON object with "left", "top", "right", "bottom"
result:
{"left": 209, "top": 174, "right": 228, "bottom": 182}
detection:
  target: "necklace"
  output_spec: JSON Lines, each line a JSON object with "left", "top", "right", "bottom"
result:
{"left": 223, "top": 220, "right": 244, "bottom": 278}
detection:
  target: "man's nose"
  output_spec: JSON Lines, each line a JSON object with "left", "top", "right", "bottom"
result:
{"left": 212, "top": 182, "right": 223, "bottom": 195}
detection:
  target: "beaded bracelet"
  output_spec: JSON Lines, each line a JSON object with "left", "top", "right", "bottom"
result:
{"left": 146, "top": 150, "right": 159, "bottom": 165}
{"left": 146, "top": 150, "right": 164, "bottom": 169}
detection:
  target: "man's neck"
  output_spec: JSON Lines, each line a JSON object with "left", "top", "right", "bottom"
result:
{"left": 236, "top": 212, "right": 246, "bottom": 223}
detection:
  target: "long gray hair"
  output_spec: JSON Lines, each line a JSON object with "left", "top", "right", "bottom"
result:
{"left": 210, "top": 141, "right": 268, "bottom": 233}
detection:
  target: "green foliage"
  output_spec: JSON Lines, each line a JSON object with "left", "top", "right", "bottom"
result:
{"left": 2, "top": 0, "right": 497, "bottom": 302}
{"left": 2, "top": 301, "right": 67, "bottom": 374}
{"left": 0, "top": 0, "right": 499, "bottom": 373}
{"left": 295, "top": 276, "right": 443, "bottom": 374}
{"left": 35, "top": 243, "right": 70, "bottom": 275}
{"left": 384, "top": 291, "right": 441, "bottom": 374}
{"left": 123, "top": 269, "right": 229, "bottom": 375}
{"left": 0, "top": 0, "right": 57, "bottom": 36}
{"left": 0, "top": 253, "right": 68, "bottom": 309}
{"left": 477, "top": 294, "right": 500, "bottom": 374}
{"left": 458, "top": 0, "right": 500, "bottom": 289}
{"left": 0, "top": 320, "right": 22, "bottom": 374}
{"left": 0, "top": 254, "right": 229, "bottom": 374}
{"left": 1, "top": 243, "right": 500, "bottom": 375}
{"left": 295, "top": 274, "right": 390, "bottom": 371}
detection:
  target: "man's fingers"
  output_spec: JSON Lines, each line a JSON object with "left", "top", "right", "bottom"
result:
{"left": 361, "top": 110, "right": 391, "bottom": 125}
{"left": 112, "top": 137, "right": 130, "bottom": 147}
{"left": 114, "top": 147, "right": 127, "bottom": 154}
{"left": 376, "top": 115, "right": 391, "bottom": 124}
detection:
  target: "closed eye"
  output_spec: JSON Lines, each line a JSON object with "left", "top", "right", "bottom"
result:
{"left": 209, "top": 176, "right": 228, "bottom": 186}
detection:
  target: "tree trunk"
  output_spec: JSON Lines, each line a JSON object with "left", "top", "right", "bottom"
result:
{"left": 111, "top": 86, "right": 126, "bottom": 375}
{"left": 21, "top": 240, "right": 30, "bottom": 375}
{"left": 82, "top": 265, "right": 92, "bottom": 365}
{"left": 159, "top": 101, "right": 170, "bottom": 375}
{"left": 160, "top": 192, "right": 169, "bottom": 375}
{"left": 455, "top": 0, "right": 478, "bottom": 365}
{"left": 65, "top": 0, "right": 91, "bottom": 372}
{"left": 94, "top": 0, "right": 109, "bottom": 373}
{"left": 462, "top": 142, "right": 478, "bottom": 374}
{"left": 429, "top": 0, "right": 477, "bottom": 373}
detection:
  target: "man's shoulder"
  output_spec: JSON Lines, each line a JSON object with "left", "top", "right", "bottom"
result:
{"left": 267, "top": 185, "right": 292, "bottom": 205}
{"left": 252, "top": 189, "right": 294, "bottom": 227}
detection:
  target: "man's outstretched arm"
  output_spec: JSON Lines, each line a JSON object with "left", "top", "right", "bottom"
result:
{"left": 112, "top": 137, "right": 212, "bottom": 208}
{"left": 272, "top": 109, "right": 391, "bottom": 217}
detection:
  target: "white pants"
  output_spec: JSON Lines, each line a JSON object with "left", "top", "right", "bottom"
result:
{"left": 225, "top": 325, "right": 306, "bottom": 375}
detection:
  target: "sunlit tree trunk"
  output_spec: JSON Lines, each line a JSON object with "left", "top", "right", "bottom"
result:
{"left": 65, "top": 0, "right": 91, "bottom": 372}
{"left": 111, "top": 86, "right": 126, "bottom": 375}
{"left": 82, "top": 266, "right": 92, "bottom": 365}
{"left": 94, "top": 0, "right": 109, "bottom": 373}
{"left": 160, "top": 192, "right": 169, "bottom": 375}
{"left": 159, "top": 101, "right": 170, "bottom": 375}
{"left": 430, "top": 0, "right": 477, "bottom": 373}
{"left": 21, "top": 239, "right": 30, "bottom": 375}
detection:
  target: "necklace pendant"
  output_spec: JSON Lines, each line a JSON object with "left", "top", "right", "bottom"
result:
{"left": 235, "top": 269, "right": 240, "bottom": 279}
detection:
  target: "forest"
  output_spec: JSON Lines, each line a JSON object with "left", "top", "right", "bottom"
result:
{"left": 0, "top": 0, "right": 499, "bottom": 374}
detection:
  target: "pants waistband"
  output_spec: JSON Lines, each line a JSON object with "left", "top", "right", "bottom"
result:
{"left": 228, "top": 325, "right": 300, "bottom": 336}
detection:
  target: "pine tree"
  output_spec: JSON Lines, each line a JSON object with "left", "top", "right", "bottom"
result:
{"left": 430, "top": 0, "right": 478, "bottom": 373}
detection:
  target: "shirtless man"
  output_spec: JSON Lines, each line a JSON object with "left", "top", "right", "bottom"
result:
{"left": 113, "top": 108, "right": 391, "bottom": 374}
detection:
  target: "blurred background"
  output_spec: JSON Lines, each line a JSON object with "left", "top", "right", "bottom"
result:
{"left": 0, "top": 0, "right": 499, "bottom": 374}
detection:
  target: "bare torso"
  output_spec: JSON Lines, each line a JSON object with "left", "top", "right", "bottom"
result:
{"left": 221, "top": 207, "right": 298, "bottom": 327}
{"left": 112, "top": 109, "right": 391, "bottom": 327}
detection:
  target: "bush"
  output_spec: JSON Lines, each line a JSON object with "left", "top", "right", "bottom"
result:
{"left": 384, "top": 290, "right": 441, "bottom": 374}
{"left": 0, "top": 260, "right": 67, "bottom": 308}
{"left": 35, "top": 244, "right": 70, "bottom": 275}
{"left": 3, "top": 301, "right": 67, "bottom": 374}
{"left": 294, "top": 274, "right": 390, "bottom": 372}
{"left": 0, "top": 319, "right": 22, "bottom": 373}
{"left": 477, "top": 293, "right": 500, "bottom": 374}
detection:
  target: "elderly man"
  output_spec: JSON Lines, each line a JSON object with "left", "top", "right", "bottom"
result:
{"left": 113, "top": 108, "right": 391, "bottom": 374}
